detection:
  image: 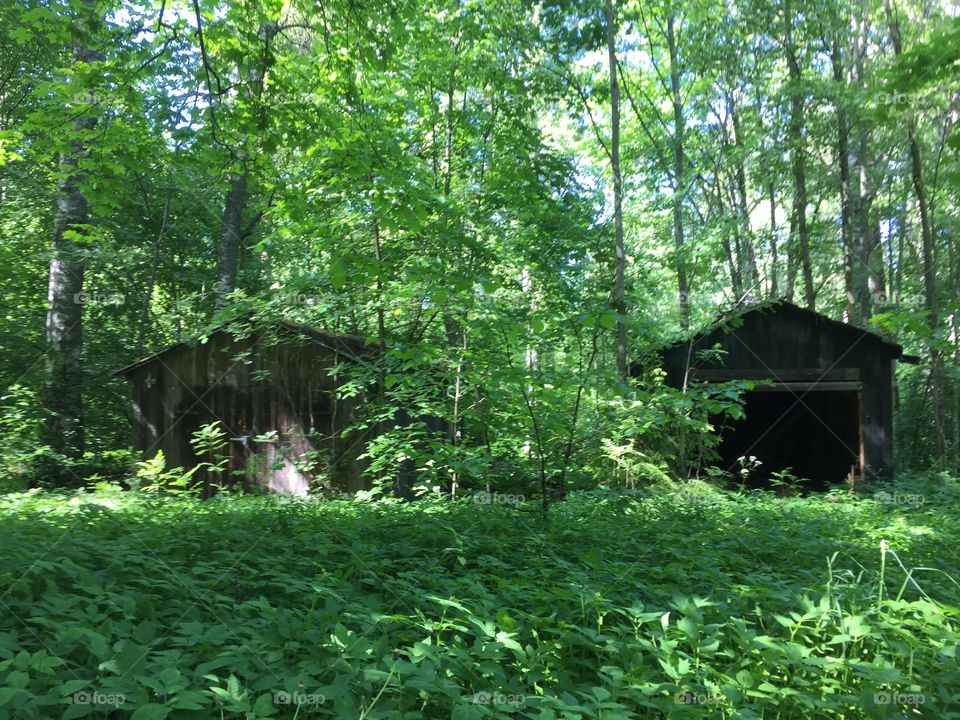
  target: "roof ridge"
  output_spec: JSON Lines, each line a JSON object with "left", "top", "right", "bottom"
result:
{"left": 114, "top": 317, "right": 380, "bottom": 376}
{"left": 664, "top": 299, "right": 903, "bottom": 354}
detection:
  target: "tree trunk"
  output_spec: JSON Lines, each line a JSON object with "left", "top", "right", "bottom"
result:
{"left": 43, "top": 151, "right": 89, "bottom": 459}
{"left": 722, "top": 208, "right": 743, "bottom": 299}
{"left": 783, "top": 3, "right": 815, "bottom": 310}
{"left": 605, "top": 0, "right": 628, "bottom": 383}
{"left": 41, "top": 16, "right": 100, "bottom": 460}
{"left": 785, "top": 215, "right": 798, "bottom": 302}
{"left": 830, "top": 37, "right": 859, "bottom": 324}
{"left": 850, "top": 129, "right": 871, "bottom": 320}
{"left": 214, "top": 169, "right": 248, "bottom": 311}
{"left": 849, "top": 13, "right": 880, "bottom": 322}
{"left": 729, "top": 92, "right": 758, "bottom": 295}
{"left": 884, "top": 0, "right": 946, "bottom": 462}
{"left": 211, "top": 22, "right": 277, "bottom": 312}
{"left": 666, "top": 13, "right": 689, "bottom": 326}
{"left": 769, "top": 181, "right": 778, "bottom": 297}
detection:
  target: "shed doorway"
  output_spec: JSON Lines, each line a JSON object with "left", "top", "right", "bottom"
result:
{"left": 715, "top": 387, "right": 863, "bottom": 490}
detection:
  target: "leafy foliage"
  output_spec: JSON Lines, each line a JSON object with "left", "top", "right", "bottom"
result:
{"left": 0, "top": 484, "right": 958, "bottom": 718}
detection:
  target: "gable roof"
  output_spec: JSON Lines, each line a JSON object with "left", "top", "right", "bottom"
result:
{"left": 664, "top": 299, "right": 904, "bottom": 358}
{"left": 115, "top": 319, "right": 381, "bottom": 377}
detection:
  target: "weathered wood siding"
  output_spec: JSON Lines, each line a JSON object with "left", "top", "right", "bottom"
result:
{"left": 125, "top": 327, "right": 378, "bottom": 494}
{"left": 661, "top": 303, "right": 900, "bottom": 479}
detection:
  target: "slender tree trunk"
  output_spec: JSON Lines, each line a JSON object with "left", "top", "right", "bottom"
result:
{"left": 769, "top": 182, "right": 778, "bottom": 297}
{"left": 849, "top": 13, "right": 879, "bottom": 321}
{"left": 785, "top": 215, "right": 798, "bottom": 302}
{"left": 214, "top": 169, "right": 248, "bottom": 311}
{"left": 951, "top": 219, "right": 959, "bottom": 473}
{"left": 372, "top": 216, "right": 386, "bottom": 342}
{"left": 952, "top": 313, "right": 960, "bottom": 474}
{"left": 211, "top": 22, "right": 276, "bottom": 312}
{"left": 884, "top": 0, "right": 946, "bottom": 462}
{"left": 138, "top": 186, "right": 172, "bottom": 354}
{"left": 783, "top": 2, "right": 815, "bottom": 309}
{"left": 851, "top": 130, "right": 870, "bottom": 319}
{"left": 665, "top": 13, "right": 689, "bottom": 326}
{"left": 729, "top": 93, "right": 758, "bottom": 295}
{"left": 605, "top": 0, "right": 628, "bottom": 382}
{"left": 722, "top": 227, "right": 743, "bottom": 299}
{"left": 863, "top": 217, "right": 885, "bottom": 318}
{"left": 44, "top": 148, "right": 90, "bottom": 459}
{"left": 42, "top": 12, "right": 100, "bottom": 460}
{"left": 831, "top": 37, "right": 859, "bottom": 324}
{"left": 438, "top": 45, "right": 469, "bottom": 494}
{"left": 895, "top": 200, "right": 906, "bottom": 301}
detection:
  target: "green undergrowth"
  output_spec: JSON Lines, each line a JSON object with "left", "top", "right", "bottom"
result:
{"left": 0, "top": 481, "right": 959, "bottom": 719}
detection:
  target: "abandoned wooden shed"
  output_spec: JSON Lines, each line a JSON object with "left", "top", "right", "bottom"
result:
{"left": 655, "top": 301, "right": 912, "bottom": 486}
{"left": 117, "top": 320, "right": 382, "bottom": 495}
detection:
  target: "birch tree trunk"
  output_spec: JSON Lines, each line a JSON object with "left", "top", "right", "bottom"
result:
{"left": 41, "top": 7, "right": 101, "bottom": 459}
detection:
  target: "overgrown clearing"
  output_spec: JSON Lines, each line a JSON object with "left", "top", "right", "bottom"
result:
{"left": 1, "top": 482, "right": 958, "bottom": 719}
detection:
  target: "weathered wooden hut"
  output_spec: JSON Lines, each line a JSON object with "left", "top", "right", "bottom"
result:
{"left": 117, "top": 320, "right": 382, "bottom": 495}
{"left": 655, "top": 301, "right": 914, "bottom": 486}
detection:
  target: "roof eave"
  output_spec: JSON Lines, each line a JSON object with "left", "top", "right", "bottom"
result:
{"left": 113, "top": 321, "right": 380, "bottom": 377}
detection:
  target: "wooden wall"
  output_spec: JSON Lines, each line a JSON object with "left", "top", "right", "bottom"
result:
{"left": 124, "top": 327, "right": 378, "bottom": 494}
{"left": 661, "top": 303, "right": 901, "bottom": 480}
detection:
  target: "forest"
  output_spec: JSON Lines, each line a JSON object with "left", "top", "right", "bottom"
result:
{"left": 1, "top": 0, "right": 960, "bottom": 717}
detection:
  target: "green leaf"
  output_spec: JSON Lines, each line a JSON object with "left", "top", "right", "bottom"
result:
{"left": 0, "top": 687, "right": 27, "bottom": 706}
{"left": 130, "top": 704, "right": 171, "bottom": 720}
{"left": 592, "top": 686, "right": 611, "bottom": 701}
{"left": 677, "top": 617, "right": 698, "bottom": 639}
{"left": 59, "top": 680, "right": 90, "bottom": 695}
{"left": 61, "top": 703, "right": 94, "bottom": 719}
{"left": 6, "top": 670, "right": 28, "bottom": 688}
{"left": 330, "top": 257, "right": 348, "bottom": 290}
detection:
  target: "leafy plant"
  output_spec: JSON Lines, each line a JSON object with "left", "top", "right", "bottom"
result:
{"left": 0, "top": 483, "right": 957, "bottom": 718}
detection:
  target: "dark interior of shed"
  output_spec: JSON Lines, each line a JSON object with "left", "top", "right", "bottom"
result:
{"left": 714, "top": 390, "right": 861, "bottom": 490}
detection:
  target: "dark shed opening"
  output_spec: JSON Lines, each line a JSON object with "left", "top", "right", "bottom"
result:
{"left": 649, "top": 301, "right": 911, "bottom": 487}
{"left": 715, "top": 388, "right": 862, "bottom": 490}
